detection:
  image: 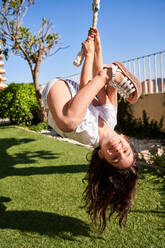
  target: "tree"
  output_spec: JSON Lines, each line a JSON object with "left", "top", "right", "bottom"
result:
{"left": 0, "top": 0, "right": 63, "bottom": 121}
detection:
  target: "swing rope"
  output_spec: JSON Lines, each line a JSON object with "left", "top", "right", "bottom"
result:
{"left": 73, "top": 0, "right": 101, "bottom": 67}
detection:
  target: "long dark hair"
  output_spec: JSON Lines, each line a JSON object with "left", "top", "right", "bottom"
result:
{"left": 83, "top": 145, "right": 139, "bottom": 232}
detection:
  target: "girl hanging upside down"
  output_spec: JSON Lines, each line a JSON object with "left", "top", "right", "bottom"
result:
{"left": 42, "top": 27, "right": 142, "bottom": 231}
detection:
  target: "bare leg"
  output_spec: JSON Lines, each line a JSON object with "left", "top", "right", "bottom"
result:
{"left": 47, "top": 70, "right": 109, "bottom": 132}
{"left": 106, "top": 86, "right": 118, "bottom": 108}
{"left": 91, "top": 28, "right": 118, "bottom": 108}
{"left": 48, "top": 36, "right": 107, "bottom": 132}
{"left": 47, "top": 29, "right": 122, "bottom": 133}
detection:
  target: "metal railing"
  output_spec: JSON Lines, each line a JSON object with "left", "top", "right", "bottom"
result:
{"left": 62, "top": 50, "right": 165, "bottom": 94}
{"left": 122, "top": 50, "right": 165, "bottom": 94}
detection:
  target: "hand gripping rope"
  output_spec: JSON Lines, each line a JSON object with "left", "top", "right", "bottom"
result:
{"left": 73, "top": 0, "right": 101, "bottom": 67}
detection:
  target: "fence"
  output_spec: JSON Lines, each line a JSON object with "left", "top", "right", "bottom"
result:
{"left": 122, "top": 50, "right": 165, "bottom": 94}
{"left": 62, "top": 50, "right": 165, "bottom": 95}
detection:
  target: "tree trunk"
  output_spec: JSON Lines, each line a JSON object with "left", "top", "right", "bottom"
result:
{"left": 36, "top": 87, "right": 48, "bottom": 122}
{"left": 32, "top": 61, "right": 47, "bottom": 122}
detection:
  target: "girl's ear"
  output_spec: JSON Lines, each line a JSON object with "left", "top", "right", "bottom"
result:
{"left": 98, "top": 149, "right": 104, "bottom": 159}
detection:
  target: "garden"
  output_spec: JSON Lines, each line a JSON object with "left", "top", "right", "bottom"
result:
{"left": 0, "top": 1, "right": 164, "bottom": 247}
{"left": 0, "top": 83, "right": 164, "bottom": 248}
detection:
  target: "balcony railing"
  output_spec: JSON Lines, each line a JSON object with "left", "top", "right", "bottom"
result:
{"left": 62, "top": 50, "right": 165, "bottom": 94}
{"left": 122, "top": 50, "right": 165, "bottom": 94}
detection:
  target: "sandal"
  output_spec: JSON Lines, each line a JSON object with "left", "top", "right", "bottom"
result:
{"left": 104, "top": 61, "right": 142, "bottom": 104}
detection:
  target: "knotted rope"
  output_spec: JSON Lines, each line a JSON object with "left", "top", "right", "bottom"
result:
{"left": 73, "top": 0, "right": 101, "bottom": 67}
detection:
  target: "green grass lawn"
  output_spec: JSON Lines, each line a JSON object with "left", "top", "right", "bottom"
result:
{"left": 0, "top": 126, "right": 164, "bottom": 248}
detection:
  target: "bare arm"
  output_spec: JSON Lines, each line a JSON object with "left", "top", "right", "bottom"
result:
{"left": 79, "top": 37, "right": 95, "bottom": 90}
{"left": 90, "top": 28, "right": 110, "bottom": 105}
{"left": 92, "top": 28, "right": 103, "bottom": 77}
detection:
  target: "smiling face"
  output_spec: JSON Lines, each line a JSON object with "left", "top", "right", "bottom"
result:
{"left": 98, "top": 134, "right": 134, "bottom": 169}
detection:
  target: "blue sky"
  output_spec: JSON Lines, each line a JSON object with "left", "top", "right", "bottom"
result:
{"left": 2, "top": 0, "right": 165, "bottom": 85}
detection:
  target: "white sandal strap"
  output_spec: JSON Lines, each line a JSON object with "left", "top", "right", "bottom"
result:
{"left": 119, "top": 77, "right": 128, "bottom": 87}
{"left": 111, "top": 64, "right": 117, "bottom": 82}
{"left": 108, "top": 65, "right": 136, "bottom": 99}
{"left": 110, "top": 64, "right": 122, "bottom": 82}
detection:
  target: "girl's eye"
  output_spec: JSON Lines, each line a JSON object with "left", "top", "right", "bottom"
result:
{"left": 124, "top": 148, "right": 128, "bottom": 153}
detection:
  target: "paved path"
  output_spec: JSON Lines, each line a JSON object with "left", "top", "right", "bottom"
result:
{"left": 0, "top": 119, "right": 164, "bottom": 160}
{"left": 41, "top": 129, "right": 164, "bottom": 153}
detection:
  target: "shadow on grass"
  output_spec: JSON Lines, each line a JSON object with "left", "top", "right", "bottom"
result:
{"left": 0, "top": 197, "right": 91, "bottom": 240}
{"left": 0, "top": 137, "right": 88, "bottom": 179}
{"left": 139, "top": 165, "right": 165, "bottom": 219}
{"left": 131, "top": 209, "right": 165, "bottom": 217}
{"left": 130, "top": 209, "right": 165, "bottom": 231}
{"left": 139, "top": 165, "right": 165, "bottom": 181}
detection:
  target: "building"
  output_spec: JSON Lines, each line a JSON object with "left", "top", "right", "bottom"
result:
{"left": 141, "top": 78, "right": 165, "bottom": 94}
{"left": 0, "top": 45, "right": 7, "bottom": 90}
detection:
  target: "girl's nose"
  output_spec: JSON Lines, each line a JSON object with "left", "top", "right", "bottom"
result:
{"left": 114, "top": 146, "right": 122, "bottom": 152}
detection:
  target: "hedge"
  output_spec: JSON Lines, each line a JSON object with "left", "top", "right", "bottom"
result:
{"left": 0, "top": 83, "right": 40, "bottom": 125}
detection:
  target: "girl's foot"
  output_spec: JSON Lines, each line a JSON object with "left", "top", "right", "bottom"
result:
{"left": 104, "top": 62, "right": 142, "bottom": 104}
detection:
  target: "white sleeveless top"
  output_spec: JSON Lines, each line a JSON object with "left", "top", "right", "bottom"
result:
{"left": 42, "top": 78, "right": 117, "bottom": 147}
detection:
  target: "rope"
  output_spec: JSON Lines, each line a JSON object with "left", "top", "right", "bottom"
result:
{"left": 73, "top": 0, "right": 101, "bottom": 67}
{"left": 92, "top": 0, "right": 100, "bottom": 27}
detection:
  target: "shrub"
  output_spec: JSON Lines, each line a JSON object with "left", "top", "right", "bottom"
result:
{"left": 29, "top": 121, "right": 50, "bottom": 132}
{"left": 116, "top": 97, "right": 165, "bottom": 140}
{"left": 0, "top": 83, "right": 40, "bottom": 125}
